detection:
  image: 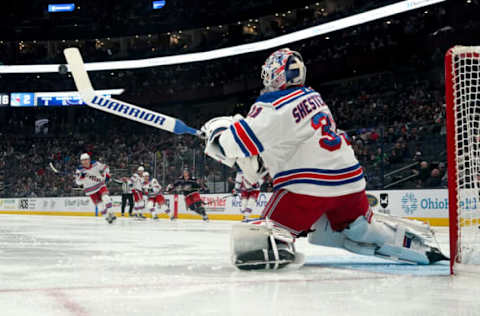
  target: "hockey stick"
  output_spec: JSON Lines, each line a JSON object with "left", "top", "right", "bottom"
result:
{"left": 63, "top": 48, "right": 203, "bottom": 138}
{"left": 49, "top": 162, "right": 70, "bottom": 176}
{"left": 49, "top": 161, "right": 122, "bottom": 183}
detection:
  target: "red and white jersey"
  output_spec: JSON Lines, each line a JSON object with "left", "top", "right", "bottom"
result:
{"left": 130, "top": 173, "right": 143, "bottom": 192}
{"left": 75, "top": 161, "right": 110, "bottom": 196}
{"left": 143, "top": 178, "right": 162, "bottom": 198}
{"left": 234, "top": 171, "right": 260, "bottom": 193}
{"left": 219, "top": 86, "right": 365, "bottom": 197}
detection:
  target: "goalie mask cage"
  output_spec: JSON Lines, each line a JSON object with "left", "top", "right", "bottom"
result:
{"left": 446, "top": 46, "right": 480, "bottom": 275}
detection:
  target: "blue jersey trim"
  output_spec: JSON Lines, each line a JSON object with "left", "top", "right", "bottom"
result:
{"left": 275, "top": 90, "right": 317, "bottom": 110}
{"left": 273, "top": 174, "right": 365, "bottom": 190}
{"left": 239, "top": 119, "right": 264, "bottom": 153}
{"left": 274, "top": 164, "right": 361, "bottom": 178}
{"left": 229, "top": 125, "right": 250, "bottom": 157}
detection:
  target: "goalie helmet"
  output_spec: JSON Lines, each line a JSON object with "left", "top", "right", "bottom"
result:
{"left": 261, "top": 48, "right": 306, "bottom": 92}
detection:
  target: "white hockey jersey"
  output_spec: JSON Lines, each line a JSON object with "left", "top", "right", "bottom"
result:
{"left": 130, "top": 173, "right": 143, "bottom": 192}
{"left": 75, "top": 161, "right": 110, "bottom": 195}
{"left": 143, "top": 178, "right": 162, "bottom": 198}
{"left": 219, "top": 86, "right": 366, "bottom": 197}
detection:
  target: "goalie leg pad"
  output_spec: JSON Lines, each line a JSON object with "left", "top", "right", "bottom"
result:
{"left": 235, "top": 245, "right": 295, "bottom": 270}
{"left": 309, "top": 215, "right": 378, "bottom": 256}
{"left": 343, "top": 216, "right": 436, "bottom": 264}
{"left": 231, "top": 222, "right": 300, "bottom": 270}
{"left": 308, "top": 214, "right": 346, "bottom": 248}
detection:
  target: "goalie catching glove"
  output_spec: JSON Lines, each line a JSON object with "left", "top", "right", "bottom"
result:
{"left": 201, "top": 115, "right": 267, "bottom": 185}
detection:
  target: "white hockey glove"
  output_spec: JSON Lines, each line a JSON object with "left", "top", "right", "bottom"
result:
{"left": 201, "top": 116, "right": 238, "bottom": 168}
{"left": 201, "top": 115, "right": 268, "bottom": 184}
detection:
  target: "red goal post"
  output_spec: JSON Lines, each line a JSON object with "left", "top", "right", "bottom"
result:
{"left": 445, "top": 45, "right": 480, "bottom": 275}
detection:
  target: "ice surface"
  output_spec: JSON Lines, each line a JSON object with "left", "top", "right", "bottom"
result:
{"left": 0, "top": 215, "right": 479, "bottom": 316}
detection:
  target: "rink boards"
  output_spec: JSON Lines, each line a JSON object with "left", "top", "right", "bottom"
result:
{"left": 0, "top": 189, "right": 457, "bottom": 226}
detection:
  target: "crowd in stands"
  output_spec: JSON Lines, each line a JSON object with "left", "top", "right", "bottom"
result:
{"left": 0, "top": 69, "right": 447, "bottom": 198}
{"left": 1, "top": 0, "right": 474, "bottom": 197}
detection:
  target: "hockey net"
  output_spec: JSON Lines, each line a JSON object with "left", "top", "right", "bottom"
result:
{"left": 446, "top": 46, "right": 480, "bottom": 274}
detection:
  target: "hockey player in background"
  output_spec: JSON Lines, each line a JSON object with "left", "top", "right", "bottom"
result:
{"left": 142, "top": 172, "right": 171, "bottom": 220}
{"left": 75, "top": 153, "right": 116, "bottom": 224}
{"left": 233, "top": 170, "right": 261, "bottom": 221}
{"left": 201, "top": 48, "right": 448, "bottom": 270}
{"left": 129, "top": 166, "right": 146, "bottom": 219}
{"left": 173, "top": 169, "right": 209, "bottom": 221}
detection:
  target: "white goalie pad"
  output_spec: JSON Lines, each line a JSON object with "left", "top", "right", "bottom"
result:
{"left": 309, "top": 213, "right": 447, "bottom": 265}
{"left": 373, "top": 212, "right": 435, "bottom": 242}
{"left": 308, "top": 214, "right": 346, "bottom": 248}
{"left": 231, "top": 222, "right": 303, "bottom": 270}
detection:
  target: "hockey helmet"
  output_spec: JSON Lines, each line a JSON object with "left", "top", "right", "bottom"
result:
{"left": 261, "top": 48, "right": 306, "bottom": 92}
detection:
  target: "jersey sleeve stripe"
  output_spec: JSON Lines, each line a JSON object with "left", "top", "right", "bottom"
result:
{"left": 238, "top": 119, "right": 264, "bottom": 153}
{"left": 230, "top": 125, "right": 251, "bottom": 157}
{"left": 230, "top": 122, "right": 261, "bottom": 157}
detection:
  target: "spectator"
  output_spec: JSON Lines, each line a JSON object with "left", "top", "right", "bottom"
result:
{"left": 425, "top": 168, "right": 443, "bottom": 188}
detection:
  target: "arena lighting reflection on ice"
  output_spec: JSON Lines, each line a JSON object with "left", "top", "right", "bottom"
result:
{"left": 0, "top": 0, "right": 445, "bottom": 74}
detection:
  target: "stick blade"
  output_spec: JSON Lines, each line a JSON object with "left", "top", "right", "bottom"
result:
{"left": 49, "top": 162, "right": 59, "bottom": 174}
{"left": 64, "top": 47, "right": 95, "bottom": 100}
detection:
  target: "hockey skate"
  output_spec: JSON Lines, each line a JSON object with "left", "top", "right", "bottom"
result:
{"left": 241, "top": 208, "right": 252, "bottom": 222}
{"left": 106, "top": 212, "right": 116, "bottom": 224}
{"left": 132, "top": 213, "right": 146, "bottom": 220}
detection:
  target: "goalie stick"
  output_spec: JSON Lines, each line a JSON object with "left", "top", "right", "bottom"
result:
{"left": 63, "top": 47, "right": 203, "bottom": 138}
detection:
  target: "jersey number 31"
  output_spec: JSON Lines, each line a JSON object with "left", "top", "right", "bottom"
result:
{"left": 311, "top": 112, "right": 350, "bottom": 151}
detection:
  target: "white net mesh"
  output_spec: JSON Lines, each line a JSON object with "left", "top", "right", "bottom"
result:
{"left": 449, "top": 46, "right": 480, "bottom": 268}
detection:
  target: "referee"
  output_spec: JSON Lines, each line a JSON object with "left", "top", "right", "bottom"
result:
{"left": 115, "top": 178, "right": 134, "bottom": 216}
